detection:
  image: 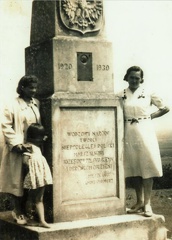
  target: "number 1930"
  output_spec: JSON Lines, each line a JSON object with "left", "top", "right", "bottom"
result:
{"left": 96, "top": 65, "right": 110, "bottom": 71}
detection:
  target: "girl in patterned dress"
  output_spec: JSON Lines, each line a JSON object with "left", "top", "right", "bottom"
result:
{"left": 117, "top": 66, "right": 170, "bottom": 217}
{"left": 23, "top": 123, "right": 53, "bottom": 228}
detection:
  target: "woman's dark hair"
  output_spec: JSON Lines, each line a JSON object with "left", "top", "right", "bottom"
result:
{"left": 27, "top": 123, "right": 45, "bottom": 142}
{"left": 123, "top": 66, "right": 144, "bottom": 83}
{"left": 17, "top": 75, "right": 38, "bottom": 96}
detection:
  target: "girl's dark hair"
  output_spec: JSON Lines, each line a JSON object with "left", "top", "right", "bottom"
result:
{"left": 123, "top": 66, "right": 144, "bottom": 83}
{"left": 27, "top": 123, "right": 45, "bottom": 142}
{"left": 16, "top": 75, "right": 38, "bottom": 96}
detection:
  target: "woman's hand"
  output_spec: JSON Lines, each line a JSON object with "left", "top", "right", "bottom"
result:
{"left": 12, "top": 144, "right": 24, "bottom": 153}
{"left": 12, "top": 144, "right": 32, "bottom": 154}
{"left": 22, "top": 144, "right": 32, "bottom": 153}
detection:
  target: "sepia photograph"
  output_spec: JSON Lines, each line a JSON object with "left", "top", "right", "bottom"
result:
{"left": 0, "top": 0, "right": 172, "bottom": 239}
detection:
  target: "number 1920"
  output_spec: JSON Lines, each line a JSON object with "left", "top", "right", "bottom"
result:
{"left": 58, "top": 63, "right": 72, "bottom": 70}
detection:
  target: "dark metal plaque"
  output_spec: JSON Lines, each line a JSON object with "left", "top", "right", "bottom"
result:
{"left": 77, "top": 52, "right": 93, "bottom": 81}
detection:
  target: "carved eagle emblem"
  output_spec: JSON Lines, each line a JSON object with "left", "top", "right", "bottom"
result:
{"left": 60, "top": 0, "right": 103, "bottom": 34}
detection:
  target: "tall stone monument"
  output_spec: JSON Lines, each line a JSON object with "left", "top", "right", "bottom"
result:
{"left": 25, "top": 0, "right": 124, "bottom": 223}
{"left": 0, "top": 1, "right": 168, "bottom": 239}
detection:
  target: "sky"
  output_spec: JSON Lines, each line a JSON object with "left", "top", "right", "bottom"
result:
{"left": 0, "top": 0, "right": 172, "bottom": 136}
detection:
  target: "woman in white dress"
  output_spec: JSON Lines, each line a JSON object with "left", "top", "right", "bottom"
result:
{"left": 118, "top": 66, "right": 170, "bottom": 217}
{"left": 0, "top": 75, "right": 40, "bottom": 224}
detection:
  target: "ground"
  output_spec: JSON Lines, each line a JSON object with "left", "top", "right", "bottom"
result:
{"left": 126, "top": 188, "right": 172, "bottom": 239}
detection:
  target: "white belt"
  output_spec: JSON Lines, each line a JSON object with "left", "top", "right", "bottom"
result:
{"left": 125, "top": 117, "right": 151, "bottom": 124}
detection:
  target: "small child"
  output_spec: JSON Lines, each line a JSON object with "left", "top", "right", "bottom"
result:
{"left": 23, "top": 123, "right": 53, "bottom": 228}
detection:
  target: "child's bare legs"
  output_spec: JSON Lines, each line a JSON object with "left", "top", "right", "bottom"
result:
{"left": 28, "top": 187, "right": 50, "bottom": 228}
{"left": 35, "top": 187, "right": 50, "bottom": 228}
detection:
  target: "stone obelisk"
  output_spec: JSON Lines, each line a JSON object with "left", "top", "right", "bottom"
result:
{"left": 25, "top": 0, "right": 124, "bottom": 223}
{"left": 0, "top": 2, "right": 167, "bottom": 240}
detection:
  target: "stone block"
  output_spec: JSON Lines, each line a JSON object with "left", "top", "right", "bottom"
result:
{"left": 40, "top": 93, "right": 124, "bottom": 222}
{"left": 0, "top": 212, "right": 167, "bottom": 240}
{"left": 30, "top": 1, "right": 105, "bottom": 45}
{"left": 25, "top": 37, "right": 114, "bottom": 98}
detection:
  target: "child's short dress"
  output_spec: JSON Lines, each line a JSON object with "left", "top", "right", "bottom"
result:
{"left": 117, "top": 86, "right": 166, "bottom": 179}
{"left": 23, "top": 144, "right": 53, "bottom": 189}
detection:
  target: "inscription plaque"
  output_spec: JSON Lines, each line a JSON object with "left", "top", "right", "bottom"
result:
{"left": 59, "top": 107, "right": 117, "bottom": 203}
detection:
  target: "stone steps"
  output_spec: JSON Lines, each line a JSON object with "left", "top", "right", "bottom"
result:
{"left": 0, "top": 211, "right": 167, "bottom": 240}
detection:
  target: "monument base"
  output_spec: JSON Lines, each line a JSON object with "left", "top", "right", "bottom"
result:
{"left": 40, "top": 93, "right": 125, "bottom": 222}
{"left": 0, "top": 211, "right": 167, "bottom": 240}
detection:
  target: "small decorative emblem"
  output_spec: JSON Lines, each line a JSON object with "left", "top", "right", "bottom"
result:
{"left": 138, "top": 89, "right": 145, "bottom": 99}
{"left": 60, "top": 0, "right": 103, "bottom": 34}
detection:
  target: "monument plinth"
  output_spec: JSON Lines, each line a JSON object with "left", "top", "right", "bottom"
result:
{"left": 40, "top": 93, "right": 124, "bottom": 222}
{"left": 25, "top": 0, "right": 125, "bottom": 223}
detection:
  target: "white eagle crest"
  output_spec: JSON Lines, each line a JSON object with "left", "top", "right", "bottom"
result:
{"left": 61, "top": 0, "right": 103, "bottom": 32}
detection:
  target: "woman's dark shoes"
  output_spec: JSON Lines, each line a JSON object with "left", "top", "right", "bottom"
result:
{"left": 12, "top": 211, "right": 27, "bottom": 225}
{"left": 144, "top": 205, "right": 153, "bottom": 217}
{"left": 127, "top": 204, "right": 144, "bottom": 214}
